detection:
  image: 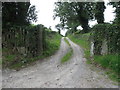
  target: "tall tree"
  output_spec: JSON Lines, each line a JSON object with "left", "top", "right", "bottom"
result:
{"left": 2, "top": 2, "right": 38, "bottom": 50}
{"left": 94, "top": 2, "right": 106, "bottom": 24}
{"left": 109, "top": 1, "right": 120, "bottom": 25}
{"left": 2, "top": 2, "right": 37, "bottom": 28}
{"left": 54, "top": 2, "right": 95, "bottom": 33}
{"left": 27, "top": 5, "right": 38, "bottom": 23}
{"left": 55, "top": 24, "right": 62, "bottom": 34}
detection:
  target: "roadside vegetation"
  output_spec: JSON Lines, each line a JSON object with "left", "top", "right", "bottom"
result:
{"left": 43, "top": 31, "right": 61, "bottom": 57}
{"left": 54, "top": 1, "right": 120, "bottom": 82}
{"left": 64, "top": 38, "right": 70, "bottom": 46}
{"left": 61, "top": 38, "right": 73, "bottom": 63}
{"left": 68, "top": 32, "right": 120, "bottom": 82}
{"left": 2, "top": 1, "right": 120, "bottom": 83}
{"left": 68, "top": 33, "right": 90, "bottom": 60}
{"left": 2, "top": 2, "right": 61, "bottom": 70}
{"left": 94, "top": 54, "right": 120, "bottom": 82}
{"left": 3, "top": 31, "right": 61, "bottom": 70}
{"left": 91, "top": 24, "right": 120, "bottom": 82}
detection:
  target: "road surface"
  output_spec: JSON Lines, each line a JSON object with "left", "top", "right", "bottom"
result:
{"left": 2, "top": 37, "right": 118, "bottom": 88}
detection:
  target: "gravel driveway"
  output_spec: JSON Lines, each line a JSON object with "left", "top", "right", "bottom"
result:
{"left": 2, "top": 37, "right": 119, "bottom": 88}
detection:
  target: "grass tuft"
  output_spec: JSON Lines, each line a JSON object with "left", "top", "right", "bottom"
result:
{"left": 61, "top": 38, "right": 73, "bottom": 63}
{"left": 94, "top": 54, "right": 120, "bottom": 82}
{"left": 61, "top": 48, "right": 73, "bottom": 63}
{"left": 64, "top": 38, "right": 70, "bottom": 46}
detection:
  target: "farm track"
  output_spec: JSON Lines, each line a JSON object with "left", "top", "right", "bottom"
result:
{"left": 2, "top": 37, "right": 118, "bottom": 88}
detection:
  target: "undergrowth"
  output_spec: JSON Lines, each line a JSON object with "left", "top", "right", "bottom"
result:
{"left": 94, "top": 54, "right": 120, "bottom": 82}
{"left": 3, "top": 33, "right": 61, "bottom": 70}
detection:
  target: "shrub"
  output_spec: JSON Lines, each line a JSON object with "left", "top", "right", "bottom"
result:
{"left": 106, "top": 24, "right": 120, "bottom": 54}
{"left": 92, "top": 23, "right": 120, "bottom": 54}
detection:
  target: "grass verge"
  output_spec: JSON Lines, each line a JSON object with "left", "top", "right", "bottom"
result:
{"left": 68, "top": 33, "right": 120, "bottom": 82}
{"left": 93, "top": 54, "right": 120, "bottom": 82}
{"left": 68, "top": 33, "right": 90, "bottom": 59}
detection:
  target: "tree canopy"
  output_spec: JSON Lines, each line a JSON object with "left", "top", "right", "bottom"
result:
{"left": 94, "top": 2, "right": 106, "bottom": 24}
{"left": 54, "top": 2, "right": 106, "bottom": 33}
{"left": 54, "top": 2, "right": 95, "bottom": 33}
{"left": 2, "top": 2, "right": 37, "bottom": 28}
{"left": 109, "top": 2, "right": 120, "bottom": 24}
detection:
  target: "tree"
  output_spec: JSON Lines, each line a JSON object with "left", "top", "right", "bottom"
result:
{"left": 2, "top": 2, "right": 37, "bottom": 28}
{"left": 94, "top": 2, "right": 106, "bottom": 24}
{"left": 55, "top": 24, "right": 62, "bottom": 34}
{"left": 2, "top": 2, "right": 38, "bottom": 50}
{"left": 27, "top": 5, "right": 38, "bottom": 23}
{"left": 54, "top": 2, "right": 95, "bottom": 33}
{"left": 109, "top": 2, "right": 120, "bottom": 25}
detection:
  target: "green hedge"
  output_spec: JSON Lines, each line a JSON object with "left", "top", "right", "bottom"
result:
{"left": 106, "top": 24, "right": 120, "bottom": 54}
{"left": 92, "top": 24, "right": 120, "bottom": 54}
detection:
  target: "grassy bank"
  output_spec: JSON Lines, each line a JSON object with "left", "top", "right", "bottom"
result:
{"left": 94, "top": 54, "right": 120, "bottom": 82}
{"left": 61, "top": 38, "right": 73, "bottom": 63}
{"left": 43, "top": 32, "right": 61, "bottom": 57}
{"left": 3, "top": 32, "right": 61, "bottom": 70}
{"left": 68, "top": 33, "right": 90, "bottom": 59}
{"left": 68, "top": 33, "right": 119, "bottom": 82}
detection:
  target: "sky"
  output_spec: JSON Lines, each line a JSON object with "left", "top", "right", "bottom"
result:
{"left": 30, "top": 0, "right": 116, "bottom": 36}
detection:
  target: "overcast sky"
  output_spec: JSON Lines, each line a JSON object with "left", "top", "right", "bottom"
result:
{"left": 30, "top": 0, "right": 116, "bottom": 36}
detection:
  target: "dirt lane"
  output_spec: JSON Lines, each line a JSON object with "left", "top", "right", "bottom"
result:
{"left": 2, "top": 37, "right": 118, "bottom": 88}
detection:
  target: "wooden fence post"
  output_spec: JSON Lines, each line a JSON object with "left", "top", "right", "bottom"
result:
{"left": 37, "top": 25, "right": 43, "bottom": 56}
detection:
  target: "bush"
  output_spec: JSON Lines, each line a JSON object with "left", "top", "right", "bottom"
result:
{"left": 2, "top": 25, "right": 61, "bottom": 69}
{"left": 106, "top": 24, "right": 120, "bottom": 54}
{"left": 92, "top": 23, "right": 120, "bottom": 54}
{"left": 92, "top": 24, "right": 120, "bottom": 81}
